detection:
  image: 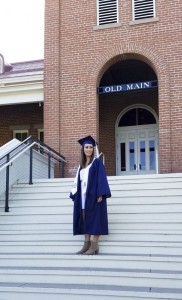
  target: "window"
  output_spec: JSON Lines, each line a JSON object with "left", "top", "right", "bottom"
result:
{"left": 118, "top": 108, "right": 156, "bottom": 127}
{"left": 13, "top": 130, "right": 29, "bottom": 141}
{"left": 97, "top": 0, "right": 118, "bottom": 26}
{"left": 132, "top": 0, "right": 155, "bottom": 21}
{"left": 38, "top": 129, "right": 44, "bottom": 143}
{"left": 37, "top": 129, "right": 44, "bottom": 153}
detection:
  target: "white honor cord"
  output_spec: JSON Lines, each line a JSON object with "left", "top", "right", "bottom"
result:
{"left": 71, "top": 166, "right": 80, "bottom": 195}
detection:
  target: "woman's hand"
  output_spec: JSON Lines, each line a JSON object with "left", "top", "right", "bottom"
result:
{"left": 97, "top": 196, "right": 103, "bottom": 203}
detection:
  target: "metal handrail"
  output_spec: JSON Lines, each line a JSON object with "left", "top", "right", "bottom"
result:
{"left": 0, "top": 136, "right": 31, "bottom": 168}
{"left": 0, "top": 136, "right": 67, "bottom": 212}
{"left": 0, "top": 136, "right": 66, "bottom": 170}
{"left": 31, "top": 137, "right": 66, "bottom": 163}
{"left": 0, "top": 142, "right": 36, "bottom": 172}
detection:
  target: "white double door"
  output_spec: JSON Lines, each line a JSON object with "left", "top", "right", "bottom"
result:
{"left": 116, "top": 125, "right": 158, "bottom": 175}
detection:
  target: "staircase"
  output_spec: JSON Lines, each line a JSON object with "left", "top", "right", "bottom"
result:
{"left": 0, "top": 174, "right": 182, "bottom": 299}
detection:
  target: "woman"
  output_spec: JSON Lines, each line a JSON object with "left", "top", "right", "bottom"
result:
{"left": 70, "top": 135, "right": 111, "bottom": 255}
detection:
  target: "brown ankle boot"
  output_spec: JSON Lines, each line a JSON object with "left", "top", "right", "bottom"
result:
{"left": 83, "top": 241, "right": 99, "bottom": 255}
{"left": 76, "top": 241, "right": 91, "bottom": 254}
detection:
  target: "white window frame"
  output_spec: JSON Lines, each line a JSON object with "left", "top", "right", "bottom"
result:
{"left": 38, "top": 129, "right": 44, "bottom": 141}
{"left": 132, "top": 0, "right": 156, "bottom": 21}
{"left": 13, "top": 130, "right": 29, "bottom": 141}
{"left": 96, "top": 0, "right": 119, "bottom": 27}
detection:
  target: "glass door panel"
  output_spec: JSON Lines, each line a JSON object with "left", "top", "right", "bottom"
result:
{"left": 139, "top": 140, "right": 146, "bottom": 171}
{"left": 129, "top": 141, "right": 136, "bottom": 171}
{"left": 119, "top": 141, "right": 137, "bottom": 174}
{"left": 138, "top": 135, "right": 157, "bottom": 175}
{"left": 149, "top": 140, "right": 156, "bottom": 170}
{"left": 120, "top": 143, "right": 126, "bottom": 171}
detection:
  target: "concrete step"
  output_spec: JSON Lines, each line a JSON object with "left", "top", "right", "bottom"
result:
{"left": 0, "top": 254, "right": 182, "bottom": 272}
{"left": 11, "top": 180, "right": 182, "bottom": 191}
{"left": 17, "top": 174, "right": 182, "bottom": 184}
{"left": 2, "top": 195, "right": 182, "bottom": 205}
{"left": 3, "top": 204, "right": 182, "bottom": 214}
{"left": 0, "top": 268, "right": 182, "bottom": 289}
{"left": 17, "top": 174, "right": 182, "bottom": 185}
{"left": 1, "top": 230, "right": 182, "bottom": 242}
{"left": 0, "top": 241, "right": 182, "bottom": 255}
{"left": 1, "top": 220, "right": 182, "bottom": 231}
{"left": 8, "top": 189, "right": 182, "bottom": 198}
{"left": 6, "top": 193, "right": 182, "bottom": 202}
{"left": 1, "top": 285, "right": 182, "bottom": 300}
{"left": 1, "top": 213, "right": 182, "bottom": 223}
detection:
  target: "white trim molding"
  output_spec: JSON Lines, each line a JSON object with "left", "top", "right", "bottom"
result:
{"left": 0, "top": 61, "right": 43, "bottom": 106}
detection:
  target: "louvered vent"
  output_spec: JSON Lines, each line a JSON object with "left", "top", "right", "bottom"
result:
{"left": 97, "top": 0, "right": 118, "bottom": 26}
{"left": 133, "top": 0, "right": 155, "bottom": 20}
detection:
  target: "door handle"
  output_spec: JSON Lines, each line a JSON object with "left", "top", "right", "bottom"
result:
{"left": 134, "top": 164, "right": 137, "bottom": 170}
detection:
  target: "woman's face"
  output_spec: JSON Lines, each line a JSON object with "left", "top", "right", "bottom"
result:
{"left": 84, "top": 144, "right": 94, "bottom": 158}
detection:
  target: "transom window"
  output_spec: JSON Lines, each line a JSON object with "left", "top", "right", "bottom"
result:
{"left": 97, "top": 0, "right": 118, "bottom": 26}
{"left": 118, "top": 108, "right": 156, "bottom": 127}
{"left": 132, "top": 0, "right": 156, "bottom": 21}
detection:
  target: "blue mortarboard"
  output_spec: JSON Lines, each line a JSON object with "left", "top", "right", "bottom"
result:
{"left": 78, "top": 135, "right": 96, "bottom": 147}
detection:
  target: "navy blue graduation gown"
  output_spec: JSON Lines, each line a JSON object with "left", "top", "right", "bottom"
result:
{"left": 70, "top": 158, "right": 111, "bottom": 235}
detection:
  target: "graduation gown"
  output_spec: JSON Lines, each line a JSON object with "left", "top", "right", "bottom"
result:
{"left": 70, "top": 158, "right": 111, "bottom": 235}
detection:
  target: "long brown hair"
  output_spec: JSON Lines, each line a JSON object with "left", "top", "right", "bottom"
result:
{"left": 80, "top": 146, "right": 95, "bottom": 168}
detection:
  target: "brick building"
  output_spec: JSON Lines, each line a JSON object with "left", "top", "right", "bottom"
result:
{"left": 17, "top": 1, "right": 182, "bottom": 177}
{"left": 0, "top": 57, "right": 44, "bottom": 145}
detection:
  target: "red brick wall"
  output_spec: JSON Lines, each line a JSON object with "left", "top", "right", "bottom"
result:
{"left": 0, "top": 104, "right": 43, "bottom": 146}
{"left": 44, "top": 0, "right": 60, "bottom": 152}
{"left": 44, "top": 0, "right": 182, "bottom": 176}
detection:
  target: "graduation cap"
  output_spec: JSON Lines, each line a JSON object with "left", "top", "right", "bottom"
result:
{"left": 78, "top": 135, "right": 96, "bottom": 147}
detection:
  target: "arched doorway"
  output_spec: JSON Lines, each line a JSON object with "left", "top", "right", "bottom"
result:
{"left": 98, "top": 57, "right": 159, "bottom": 176}
{"left": 116, "top": 105, "right": 158, "bottom": 175}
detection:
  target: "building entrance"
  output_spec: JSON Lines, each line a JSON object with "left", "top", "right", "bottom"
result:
{"left": 98, "top": 57, "right": 159, "bottom": 176}
{"left": 116, "top": 107, "right": 158, "bottom": 176}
